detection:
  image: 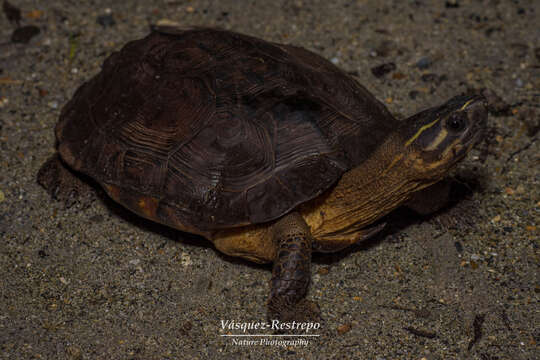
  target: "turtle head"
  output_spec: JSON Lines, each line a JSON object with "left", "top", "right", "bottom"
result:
{"left": 399, "top": 94, "right": 487, "bottom": 181}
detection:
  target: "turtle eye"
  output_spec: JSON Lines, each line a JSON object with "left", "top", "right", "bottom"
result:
{"left": 446, "top": 113, "right": 467, "bottom": 133}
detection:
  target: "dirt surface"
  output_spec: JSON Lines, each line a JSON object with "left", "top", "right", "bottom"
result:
{"left": 0, "top": 0, "right": 538, "bottom": 359}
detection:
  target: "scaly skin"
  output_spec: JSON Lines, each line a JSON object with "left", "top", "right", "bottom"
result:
{"left": 267, "top": 212, "right": 319, "bottom": 322}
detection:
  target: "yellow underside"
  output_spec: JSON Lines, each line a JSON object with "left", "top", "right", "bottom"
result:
{"left": 211, "top": 196, "right": 338, "bottom": 264}
{"left": 212, "top": 165, "right": 415, "bottom": 263}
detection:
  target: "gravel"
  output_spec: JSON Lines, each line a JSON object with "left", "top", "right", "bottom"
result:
{"left": 1, "top": 0, "right": 538, "bottom": 359}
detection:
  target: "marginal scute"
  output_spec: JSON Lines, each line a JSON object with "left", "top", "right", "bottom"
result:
{"left": 56, "top": 27, "right": 398, "bottom": 232}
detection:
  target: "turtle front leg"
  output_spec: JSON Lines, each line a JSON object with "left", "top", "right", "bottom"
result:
{"left": 406, "top": 179, "right": 479, "bottom": 228}
{"left": 268, "top": 212, "right": 320, "bottom": 322}
{"left": 405, "top": 179, "right": 452, "bottom": 215}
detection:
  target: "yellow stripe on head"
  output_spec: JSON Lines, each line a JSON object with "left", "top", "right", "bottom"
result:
{"left": 459, "top": 98, "right": 476, "bottom": 111}
{"left": 424, "top": 128, "right": 448, "bottom": 151}
{"left": 405, "top": 117, "right": 440, "bottom": 147}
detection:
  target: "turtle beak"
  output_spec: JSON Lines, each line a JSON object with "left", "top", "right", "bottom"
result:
{"left": 460, "top": 95, "right": 488, "bottom": 150}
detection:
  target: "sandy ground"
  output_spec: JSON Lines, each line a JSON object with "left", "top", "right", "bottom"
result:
{"left": 0, "top": 0, "right": 538, "bottom": 359}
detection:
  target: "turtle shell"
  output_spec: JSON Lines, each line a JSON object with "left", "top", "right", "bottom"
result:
{"left": 56, "top": 27, "right": 398, "bottom": 233}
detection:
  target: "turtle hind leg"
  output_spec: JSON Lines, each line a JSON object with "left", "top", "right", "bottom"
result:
{"left": 268, "top": 212, "right": 321, "bottom": 323}
{"left": 37, "top": 154, "right": 96, "bottom": 208}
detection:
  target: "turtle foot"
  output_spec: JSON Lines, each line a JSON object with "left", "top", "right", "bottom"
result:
{"left": 37, "top": 154, "right": 96, "bottom": 209}
{"left": 267, "top": 297, "right": 321, "bottom": 326}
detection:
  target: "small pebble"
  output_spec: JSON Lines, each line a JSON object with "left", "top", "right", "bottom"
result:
{"left": 37, "top": 87, "right": 48, "bottom": 97}
{"left": 372, "top": 40, "right": 394, "bottom": 57}
{"left": 89, "top": 214, "right": 104, "bottom": 223}
{"left": 515, "top": 78, "right": 524, "bottom": 87}
{"left": 96, "top": 14, "right": 116, "bottom": 27}
{"left": 182, "top": 321, "right": 193, "bottom": 332}
{"left": 11, "top": 25, "right": 40, "bottom": 44}
{"left": 337, "top": 323, "right": 352, "bottom": 335}
{"left": 180, "top": 252, "right": 192, "bottom": 266}
{"left": 415, "top": 57, "right": 432, "bottom": 69}
{"left": 371, "top": 62, "right": 396, "bottom": 78}
{"left": 318, "top": 267, "right": 330, "bottom": 275}
{"left": 420, "top": 73, "right": 439, "bottom": 83}
{"left": 330, "top": 57, "right": 340, "bottom": 64}
{"left": 48, "top": 101, "right": 58, "bottom": 109}
{"left": 0, "top": 97, "right": 8, "bottom": 108}
{"left": 26, "top": 9, "right": 44, "bottom": 19}
{"left": 471, "top": 254, "right": 482, "bottom": 261}
{"left": 156, "top": 19, "right": 182, "bottom": 27}
{"left": 129, "top": 259, "right": 141, "bottom": 266}
{"left": 59, "top": 277, "right": 69, "bottom": 285}
{"left": 445, "top": 0, "right": 460, "bottom": 8}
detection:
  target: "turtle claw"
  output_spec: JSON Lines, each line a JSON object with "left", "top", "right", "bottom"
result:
{"left": 268, "top": 297, "right": 321, "bottom": 327}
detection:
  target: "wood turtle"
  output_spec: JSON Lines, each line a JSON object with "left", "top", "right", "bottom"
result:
{"left": 38, "top": 27, "right": 487, "bottom": 322}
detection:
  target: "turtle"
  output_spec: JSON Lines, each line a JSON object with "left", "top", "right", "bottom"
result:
{"left": 38, "top": 26, "right": 487, "bottom": 322}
